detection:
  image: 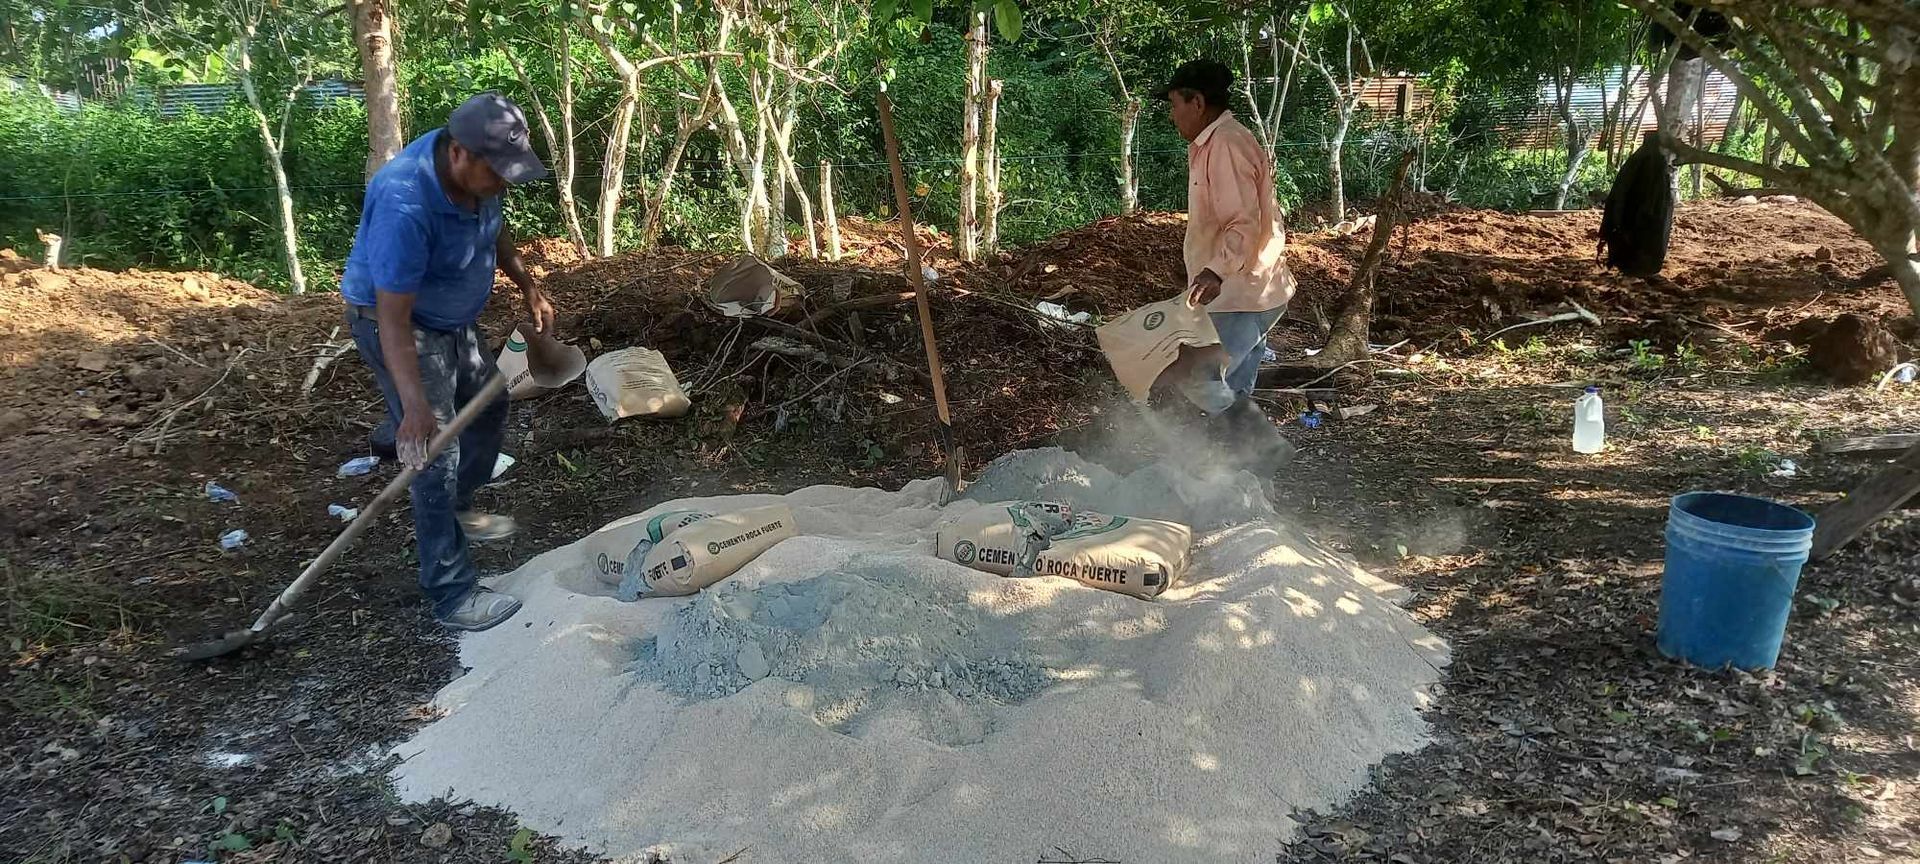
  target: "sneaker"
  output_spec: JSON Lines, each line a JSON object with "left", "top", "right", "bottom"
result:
{"left": 437, "top": 588, "right": 522, "bottom": 631}
{"left": 457, "top": 511, "right": 519, "bottom": 542}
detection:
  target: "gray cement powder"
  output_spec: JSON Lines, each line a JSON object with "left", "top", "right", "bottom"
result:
{"left": 391, "top": 449, "right": 1448, "bottom": 863}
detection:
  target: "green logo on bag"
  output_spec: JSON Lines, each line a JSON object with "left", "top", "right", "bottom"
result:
{"left": 506, "top": 336, "right": 528, "bottom": 353}
{"left": 1143, "top": 311, "right": 1166, "bottom": 331}
{"left": 954, "top": 540, "right": 977, "bottom": 564}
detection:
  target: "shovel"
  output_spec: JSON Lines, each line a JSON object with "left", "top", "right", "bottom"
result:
{"left": 176, "top": 373, "right": 508, "bottom": 660}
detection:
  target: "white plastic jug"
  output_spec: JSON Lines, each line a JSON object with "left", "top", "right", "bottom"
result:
{"left": 1573, "top": 386, "right": 1605, "bottom": 454}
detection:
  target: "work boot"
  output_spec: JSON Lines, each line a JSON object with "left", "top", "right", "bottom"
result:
{"left": 1216, "top": 397, "right": 1296, "bottom": 471}
{"left": 437, "top": 587, "right": 523, "bottom": 631}
{"left": 458, "top": 511, "right": 519, "bottom": 542}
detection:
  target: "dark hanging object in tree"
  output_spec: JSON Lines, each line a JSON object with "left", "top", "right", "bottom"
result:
{"left": 1647, "top": 1, "right": 1733, "bottom": 60}
{"left": 1599, "top": 133, "right": 1676, "bottom": 277}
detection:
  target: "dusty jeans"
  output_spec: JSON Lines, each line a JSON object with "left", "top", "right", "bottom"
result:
{"left": 1211, "top": 305, "right": 1287, "bottom": 398}
{"left": 347, "top": 307, "right": 508, "bottom": 619}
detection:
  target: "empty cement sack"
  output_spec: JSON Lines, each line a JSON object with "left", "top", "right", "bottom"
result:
{"left": 586, "top": 348, "right": 691, "bottom": 420}
{"left": 497, "top": 324, "right": 588, "bottom": 399}
{"left": 936, "top": 502, "right": 1191, "bottom": 598}
{"left": 708, "top": 255, "right": 802, "bottom": 318}
{"left": 623, "top": 505, "right": 798, "bottom": 598}
{"left": 1095, "top": 293, "right": 1229, "bottom": 406}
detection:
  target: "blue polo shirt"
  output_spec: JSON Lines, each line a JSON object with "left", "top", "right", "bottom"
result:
{"left": 341, "top": 129, "right": 503, "bottom": 330}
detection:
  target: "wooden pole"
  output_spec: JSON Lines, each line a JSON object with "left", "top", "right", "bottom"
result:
{"left": 982, "top": 79, "right": 1004, "bottom": 254}
{"left": 877, "top": 91, "right": 964, "bottom": 496}
{"left": 820, "top": 159, "right": 841, "bottom": 262}
{"left": 1811, "top": 444, "right": 1920, "bottom": 561}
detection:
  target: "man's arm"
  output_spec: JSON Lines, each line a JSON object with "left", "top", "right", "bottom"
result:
{"left": 496, "top": 223, "right": 556, "bottom": 334}
{"left": 375, "top": 290, "right": 436, "bottom": 468}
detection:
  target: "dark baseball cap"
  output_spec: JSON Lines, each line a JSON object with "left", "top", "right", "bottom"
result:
{"left": 447, "top": 92, "right": 548, "bottom": 185}
{"left": 1153, "top": 59, "right": 1234, "bottom": 103}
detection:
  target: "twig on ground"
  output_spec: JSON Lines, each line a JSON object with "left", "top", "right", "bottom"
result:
{"left": 750, "top": 317, "right": 932, "bottom": 386}
{"left": 1294, "top": 359, "right": 1416, "bottom": 390}
{"left": 1876, "top": 363, "right": 1918, "bottom": 392}
{"left": 145, "top": 336, "right": 207, "bottom": 368}
{"left": 751, "top": 359, "right": 868, "bottom": 419}
{"left": 1682, "top": 316, "right": 1755, "bottom": 337}
{"left": 1484, "top": 303, "right": 1603, "bottom": 342}
{"left": 301, "top": 326, "right": 353, "bottom": 394}
{"left": 802, "top": 290, "right": 917, "bottom": 326}
{"left": 67, "top": 544, "right": 200, "bottom": 576}
{"left": 128, "top": 348, "right": 250, "bottom": 454}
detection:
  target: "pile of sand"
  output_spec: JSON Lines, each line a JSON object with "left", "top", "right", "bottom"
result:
{"left": 391, "top": 450, "right": 1447, "bottom": 862}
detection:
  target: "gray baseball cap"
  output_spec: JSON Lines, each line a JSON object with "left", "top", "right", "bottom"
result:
{"left": 447, "top": 92, "right": 548, "bottom": 185}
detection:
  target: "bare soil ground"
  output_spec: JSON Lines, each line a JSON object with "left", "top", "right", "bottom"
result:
{"left": 3, "top": 200, "right": 1916, "bottom": 864}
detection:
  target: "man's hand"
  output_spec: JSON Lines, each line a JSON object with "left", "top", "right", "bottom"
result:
{"left": 396, "top": 401, "right": 437, "bottom": 470}
{"left": 524, "top": 286, "right": 557, "bottom": 335}
{"left": 1188, "top": 269, "right": 1224, "bottom": 306}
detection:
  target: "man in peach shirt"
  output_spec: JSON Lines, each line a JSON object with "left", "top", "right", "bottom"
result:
{"left": 1156, "top": 59, "right": 1296, "bottom": 451}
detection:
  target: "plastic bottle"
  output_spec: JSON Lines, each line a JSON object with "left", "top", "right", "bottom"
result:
{"left": 1573, "top": 386, "right": 1605, "bottom": 454}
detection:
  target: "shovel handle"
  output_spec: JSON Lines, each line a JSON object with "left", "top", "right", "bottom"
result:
{"left": 244, "top": 373, "right": 508, "bottom": 636}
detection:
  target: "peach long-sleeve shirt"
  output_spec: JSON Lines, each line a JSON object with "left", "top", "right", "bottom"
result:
{"left": 1185, "top": 112, "right": 1296, "bottom": 313}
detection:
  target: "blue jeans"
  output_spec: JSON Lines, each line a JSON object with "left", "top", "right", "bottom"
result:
{"left": 1210, "top": 305, "right": 1286, "bottom": 398}
{"left": 347, "top": 308, "right": 508, "bottom": 619}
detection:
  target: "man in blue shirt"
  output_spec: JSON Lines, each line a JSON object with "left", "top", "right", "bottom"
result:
{"left": 341, "top": 92, "right": 556, "bottom": 631}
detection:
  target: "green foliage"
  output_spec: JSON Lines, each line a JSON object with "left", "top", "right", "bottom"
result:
{"left": 507, "top": 827, "right": 536, "bottom": 863}
{"left": 0, "top": 0, "right": 1672, "bottom": 287}
{"left": 1628, "top": 339, "right": 1665, "bottom": 371}
{"left": 0, "top": 92, "right": 369, "bottom": 289}
{"left": 1732, "top": 445, "right": 1775, "bottom": 474}
{"left": 3, "top": 557, "right": 168, "bottom": 653}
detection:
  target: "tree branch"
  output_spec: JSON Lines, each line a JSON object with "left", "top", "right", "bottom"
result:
{"left": 1621, "top": 0, "right": 1822, "bottom": 159}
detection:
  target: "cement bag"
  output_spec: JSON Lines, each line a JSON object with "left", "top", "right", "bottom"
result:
{"left": 589, "top": 509, "right": 713, "bottom": 588}
{"left": 937, "top": 502, "right": 1192, "bottom": 598}
{"left": 708, "top": 255, "right": 802, "bottom": 318}
{"left": 586, "top": 348, "right": 691, "bottom": 420}
{"left": 625, "top": 504, "right": 798, "bottom": 598}
{"left": 497, "top": 326, "right": 543, "bottom": 399}
{"left": 1095, "top": 294, "right": 1229, "bottom": 405}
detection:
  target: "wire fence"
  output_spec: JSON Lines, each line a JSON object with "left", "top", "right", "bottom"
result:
{"left": 0, "top": 141, "right": 1343, "bottom": 203}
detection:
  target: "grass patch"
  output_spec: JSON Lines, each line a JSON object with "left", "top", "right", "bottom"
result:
{"left": 2, "top": 557, "right": 168, "bottom": 654}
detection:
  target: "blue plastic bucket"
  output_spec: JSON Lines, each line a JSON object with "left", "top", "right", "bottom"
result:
{"left": 1657, "top": 492, "right": 1816, "bottom": 670}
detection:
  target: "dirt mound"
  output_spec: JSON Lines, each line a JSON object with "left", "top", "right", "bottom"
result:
{"left": 995, "top": 201, "right": 1904, "bottom": 351}
{"left": 999, "top": 212, "right": 1189, "bottom": 313}
{"left": 0, "top": 263, "right": 341, "bottom": 515}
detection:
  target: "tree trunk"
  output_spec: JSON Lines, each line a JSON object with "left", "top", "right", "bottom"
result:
{"left": 1555, "top": 134, "right": 1591, "bottom": 210}
{"left": 1718, "top": 89, "right": 1746, "bottom": 154}
{"left": 235, "top": 32, "right": 307, "bottom": 294}
{"left": 1328, "top": 106, "right": 1352, "bottom": 220}
{"left": 503, "top": 45, "right": 590, "bottom": 258}
{"left": 586, "top": 23, "right": 641, "bottom": 257}
{"left": 1661, "top": 55, "right": 1703, "bottom": 198}
{"left": 957, "top": 10, "right": 988, "bottom": 263}
{"left": 1318, "top": 151, "right": 1416, "bottom": 365}
{"left": 556, "top": 23, "right": 590, "bottom": 258}
{"left": 642, "top": 101, "right": 705, "bottom": 250}
{"left": 982, "top": 79, "right": 1003, "bottom": 254}
{"left": 773, "top": 102, "right": 817, "bottom": 260}
{"left": 820, "top": 160, "right": 841, "bottom": 260}
{"left": 596, "top": 85, "right": 637, "bottom": 257}
{"left": 349, "top": 0, "right": 403, "bottom": 177}
{"left": 1552, "top": 74, "right": 1589, "bottom": 210}
{"left": 1877, "top": 238, "right": 1920, "bottom": 314}
{"left": 746, "top": 70, "right": 774, "bottom": 256}
{"left": 1118, "top": 98, "right": 1140, "bottom": 215}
